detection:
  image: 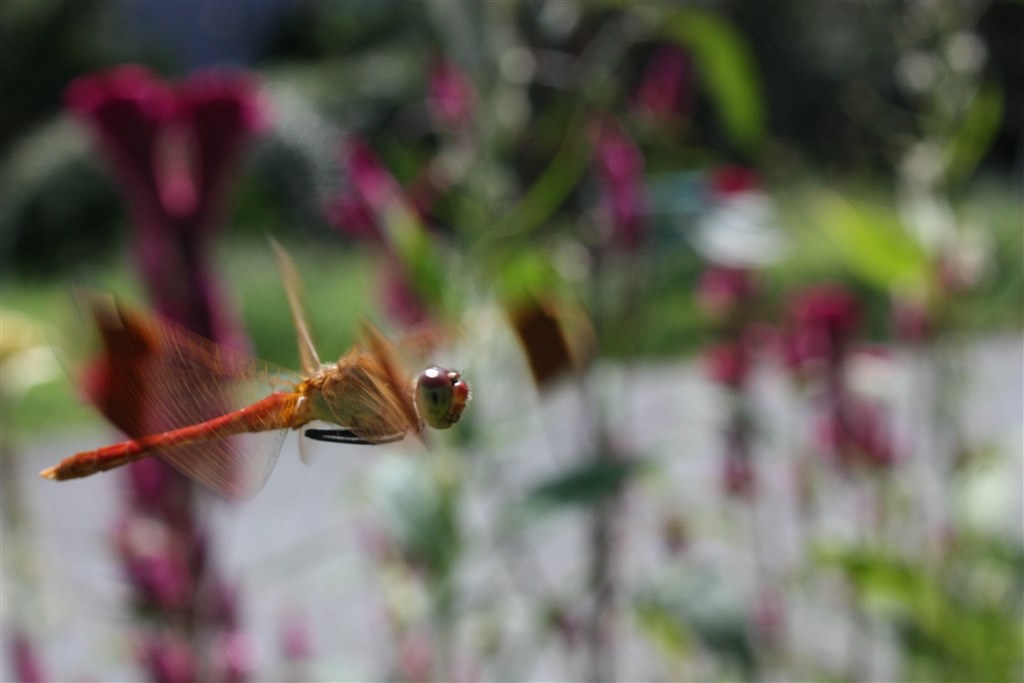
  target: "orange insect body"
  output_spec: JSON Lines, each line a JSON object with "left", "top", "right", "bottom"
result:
{"left": 40, "top": 243, "right": 469, "bottom": 499}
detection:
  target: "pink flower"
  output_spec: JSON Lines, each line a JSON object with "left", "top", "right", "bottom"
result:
{"left": 113, "top": 517, "right": 194, "bottom": 613}
{"left": 428, "top": 58, "right": 475, "bottom": 130}
{"left": 709, "top": 165, "right": 760, "bottom": 198}
{"left": 397, "top": 633, "right": 434, "bottom": 683}
{"left": 279, "top": 610, "right": 316, "bottom": 662}
{"left": 379, "top": 261, "right": 430, "bottom": 328}
{"left": 343, "top": 137, "right": 403, "bottom": 214}
{"left": 8, "top": 631, "right": 47, "bottom": 683}
{"left": 138, "top": 631, "right": 197, "bottom": 683}
{"left": 324, "top": 189, "right": 383, "bottom": 244}
{"left": 722, "top": 451, "right": 756, "bottom": 499}
{"left": 704, "top": 340, "right": 751, "bottom": 389}
{"left": 591, "top": 119, "right": 649, "bottom": 250}
{"left": 66, "top": 65, "right": 266, "bottom": 344}
{"left": 210, "top": 631, "right": 252, "bottom": 683}
{"left": 784, "top": 284, "right": 861, "bottom": 373}
{"left": 890, "top": 297, "right": 933, "bottom": 342}
{"left": 326, "top": 137, "right": 434, "bottom": 328}
{"left": 816, "top": 396, "right": 897, "bottom": 470}
{"left": 697, "top": 265, "right": 757, "bottom": 320}
{"left": 634, "top": 45, "right": 693, "bottom": 123}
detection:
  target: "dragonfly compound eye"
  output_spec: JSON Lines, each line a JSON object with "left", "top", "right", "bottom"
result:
{"left": 415, "top": 366, "right": 470, "bottom": 429}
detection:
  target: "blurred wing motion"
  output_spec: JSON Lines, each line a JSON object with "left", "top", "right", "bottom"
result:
{"left": 59, "top": 293, "right": 304, "bottom": 499}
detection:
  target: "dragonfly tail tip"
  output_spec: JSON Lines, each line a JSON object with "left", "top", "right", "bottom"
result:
{"left": 39, "top": 466, "right": 58, "bottom": 480}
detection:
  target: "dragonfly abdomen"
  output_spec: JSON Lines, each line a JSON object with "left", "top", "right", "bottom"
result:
{"left": 41, "top": 391, "right": 304, "bottom": 482}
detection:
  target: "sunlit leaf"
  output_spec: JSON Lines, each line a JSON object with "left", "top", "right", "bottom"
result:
{"left": 812, "top": 192, "right": 929, "bottom": 293}
{"left": 816, "top": 543, "right": 1024, "bottom": 683}
{"left": 633, "top": 597, "right": 692, "bottom": 662}
{"left": 944, "top": 81, "right": 1004, "bottom": 189}
{"left": 663, "top": 10, "right": 765, "bottom": 153}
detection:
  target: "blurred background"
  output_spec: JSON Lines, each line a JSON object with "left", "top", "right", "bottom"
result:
{"left": 1, "top": 1, "right": 1021, "bottom": 681}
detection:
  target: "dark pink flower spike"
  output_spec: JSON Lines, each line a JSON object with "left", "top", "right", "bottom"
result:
{"left": 704, "top": 340, "right": 751, "bottom": 389}
{"left": 379, "top": 260, "right": 430, "bottom": 328}
{"left": 710, "top": 164, "right": 760, "bottom": 198}
{"left": 280, "top": 610, "right": 316, "bottom": 662}
{"left": 722, "top": 451, "right": 756, "bottom": 499}
{"left": 428, "top": 58, "right": 475, "bottom": 130}
{"left": 634, "top": 45, "right": 693, "bottom": 123}
{"left": 786, "top": 283, "right": 861, "bottom": 370}
{"left": 324, "top": 190, "right": 382, "bottom": 244}
{"left": 590, "top": 118, "right": 650, "bottom": 251}
{"left": 815, "top": 396, "right": 898, "bottom": 470}
{"left": 211, "top": 631, "right": 253, "bottom": 683}
{"left": 697, "top": 265, "right": 757, "bottom": 320}
{"left": 343, "top": 137, "right": 402, "bottom": 214}
{"left": 176, "top": 69, "right": 269, "bottom": 237}
{"left": 138, "top": 631, "right": 198, "bottom": 683}
{"left": 66, "top": 66, "right": 266, "bottom": 346}
{"left": 65, "top": 66, "right": 176, "bottom": 227}
{"left": 8, "top": 631, "right": 47, "bottom": 683}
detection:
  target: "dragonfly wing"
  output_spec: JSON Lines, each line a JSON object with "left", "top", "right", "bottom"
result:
{"left": 158, "top": 429, "right": 289, "bottom": 500}
{"left": 77, "top": 293, "right": 302, "bottom": 496}
{"left": 271, "top": 239, "right": 321, "bottom": 377}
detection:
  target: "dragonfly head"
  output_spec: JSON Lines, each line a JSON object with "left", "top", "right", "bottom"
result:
{"left": 414, "top": 366, "right": 470, "bottom": 429}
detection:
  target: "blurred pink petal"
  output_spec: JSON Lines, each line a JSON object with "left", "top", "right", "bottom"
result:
{"left": 704, "top": 340, "right": 751, "bottom": 388}
{"left": 428, "top": 58, "right": 475, "bottom": 130}
{"left": 138, "top": 631, "right": 198, "bottom": 683}
{"left": 591, "top": 119, "right": 649, "bottom": 250}
{"left": 697, "top": 265, "right": 757, "bottom": 319}
{"left": 634, "top": 45, "right": 693, "bottom": 122}
{"left": 8, "top": 631, "right": 47, "bottom": 683}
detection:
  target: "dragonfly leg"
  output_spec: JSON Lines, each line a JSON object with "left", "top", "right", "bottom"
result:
{"left": 303, "top": 428, "right": 405, "bottom": 445}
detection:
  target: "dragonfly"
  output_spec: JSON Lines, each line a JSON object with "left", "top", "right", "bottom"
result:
{"left": 39, "top": 242, "right": 470, "bottom": 500}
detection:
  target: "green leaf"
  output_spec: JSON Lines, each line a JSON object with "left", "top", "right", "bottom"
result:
{"left": 663, "top": 10, "right": 765, "bottom": 153}
{"left": 944, "top": 81, "right": 1004, "bottom": 189}
{"left": 812, "top": 192, "right": 929, "bottom": 293}
{"left": 633, "top": 598, "right": 692, "bottom": 662}
{"left": 523, "top": 457, "right": 650, "bottom": 510}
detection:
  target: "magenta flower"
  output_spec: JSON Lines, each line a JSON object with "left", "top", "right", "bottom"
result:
{"left": 210, "top": 631, "right": 253, "bottom": 683}
{"left": 890, "top": 296, "right": 933, "bottom": 343}
{"left": 722, "top": 450, "right": 756, "bottom": 499}
{"left": 697, "top": 265, "right": 757, "bottom": 320}
{"left": 326, "top": 137, "right": 435, "bottom": 328}
{"left": 138, "top": 631, "right": 198, "bottom": 683}
{"left": 397, "top": 632, "right": 435, "bottom": 683}
{"left": 324, "top": 189, "right": 381, "bottom": 244}
{"left": 634, "top": 45, "right": 693, "bottom": 123}
{"left": 66, "top": 65, "right": 267, "bottom": 345}
{"left": 704, "top": 340, "right": 751, "bottom": 389}
{"left": 379, "top": 260, "right": 430, "bottom": 327}
{"left": 590, "top": 118, "right": 649, "bottom": 251}
{"left": 428, "top": 58, "right": 475, "bottom": 130}
{"left": 113, "top": 516, "right": 194, "bottom": 614}
{"left": 8, "top": 631, "right": 47, "bottom": 683}
{"left": 343, "top": 137, "right": 403, "bottom": 216}
{"left": 785, "top": 284, "right": 861, "bottom": 372}
{"left": 709, "top": 164, "right": 760, "bottom": 199}
{"left": 279, "top": 610, "right": 316, "bottom": 663}
{"left": 816, "top": 395, "right": 897, "bottom": 470}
